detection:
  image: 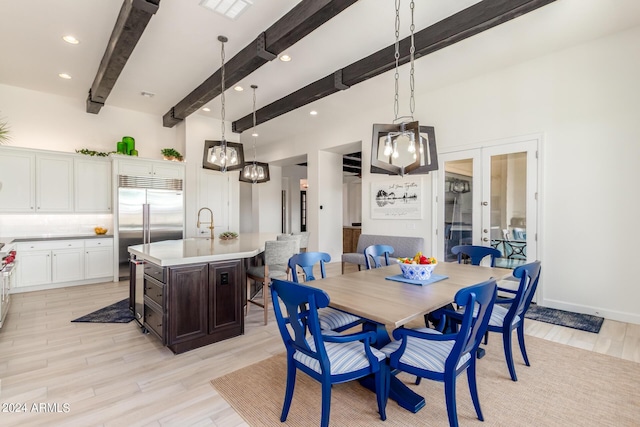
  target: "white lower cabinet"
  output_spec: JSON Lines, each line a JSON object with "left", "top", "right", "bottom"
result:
{"left": 52, "top": 248, "right": 84, "bottom": 283}
{"left": 85, "top": 239, "right": 114, "bottom": 279}
{"left": 17, "top": 250, "right": 52, "bottom": 287}
{"left": 15, "top": 238, "right": 113, "bottom": 291}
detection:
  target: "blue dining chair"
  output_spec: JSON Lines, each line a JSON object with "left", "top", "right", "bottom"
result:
{"left": 381, "top": 279, "right": 497, "bottom": 427}
{"left": 270, "top": 279, "right": 388, "bottom": 427}
{"left": 451, "top": 245, "right": 502, "bottom": 267}
{"left": 436, "top": 261, "right": 542, "bottom": 381}
{"left": 288, "top": 252, "right": 363, "bottom": 332}
{"left": 364, "top": 244, "right": 394, "bottom": 269}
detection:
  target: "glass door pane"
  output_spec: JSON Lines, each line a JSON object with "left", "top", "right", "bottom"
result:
{"left": 485, "top": 152, "right": 528, "bottom": 268}
{"left": 444, "top": 159, "right": 474, "bottom": 262}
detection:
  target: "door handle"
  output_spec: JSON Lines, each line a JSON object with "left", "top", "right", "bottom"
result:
{"left": 482, "top": 237, "right": 489, "bottom": 242}
{"left": 481, "top": 201, "right": 488, "bottom": 206}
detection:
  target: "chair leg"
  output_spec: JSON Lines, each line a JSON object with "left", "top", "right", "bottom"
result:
{"left": 467, "top": 357, "right": 484, "bottom": 421}
{"left": 280, "top": 360, "right": 297, "bottom": 422}
{"left": 375, "top": 365, "right": 388, "bottom": 421}
{"left": 320, "top": 380, "right": 332, "bottom": 427}
{"left": 443, "top": 373, "right": 459, "bottom": 427}
{"left": 503, "top": 329, "right": 517, "bottom": 381}
{"left": 263, "top": 279, "right": 269, "bottom": 326}
{"left": 517, "top": 323, "right": 530, "bottom": 366}
{"left": 245, "top": 277, "right": 251, "bottom": 316}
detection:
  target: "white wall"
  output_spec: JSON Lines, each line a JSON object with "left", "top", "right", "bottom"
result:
{"left": 0, "top": 84, "right": 177, "bottom": 157}
{"left": 256, "top": 25, "right": 640, "bottom": 324}
{"left": 282, "top": 164, "right": 308, "bottom": 233}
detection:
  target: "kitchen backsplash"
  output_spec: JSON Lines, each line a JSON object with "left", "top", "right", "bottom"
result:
{"left": 0, "top": 214, "right": 113, "bottom": 238}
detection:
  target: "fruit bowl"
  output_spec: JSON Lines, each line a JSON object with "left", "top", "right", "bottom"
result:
{"left": 94, "top": 227, "right": 108, "bottom": 235}
{"left": 398, "top": 261, "right": 437, "bottom": 281}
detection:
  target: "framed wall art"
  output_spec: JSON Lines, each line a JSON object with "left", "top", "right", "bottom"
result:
{"left": 371, "top": 178, "right": 422, "bottom": 220}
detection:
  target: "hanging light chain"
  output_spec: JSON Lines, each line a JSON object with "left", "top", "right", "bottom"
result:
{"left": 219, "top": 37, "right": 226, "bottom": 142}
{"left": 393, "top": 0, "right": 401, "bottom": 121}
{"left": 409, "top": 0, "right": 416, "bottom": 119}
{"left": 251, "top": 84, "right": 258, "bottom": 164}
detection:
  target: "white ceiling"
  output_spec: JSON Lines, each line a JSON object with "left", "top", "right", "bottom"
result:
{"left": 1, "top": 0, "right": 639, "bottom": 148}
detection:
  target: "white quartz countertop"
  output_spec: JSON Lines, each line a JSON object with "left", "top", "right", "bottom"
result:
{"left": 127, "top": 233, "right": 280, "bottom": 267}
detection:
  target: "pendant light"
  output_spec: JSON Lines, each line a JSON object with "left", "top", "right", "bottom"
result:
{"left": 239, "top": 85, "right": 270, "bottom": 183}
{"left": 203, "top": 35, "right": 244, "bottom": 172}
{"left": 370, "top": 0, "right": 438, "bottom": 176}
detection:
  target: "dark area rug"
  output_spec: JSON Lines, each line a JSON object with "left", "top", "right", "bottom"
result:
{"left": 525, "top": 304, "right": 604, "bottom": 333}
{"left": 71, "top": 299, "right": 134, "bottom": 323}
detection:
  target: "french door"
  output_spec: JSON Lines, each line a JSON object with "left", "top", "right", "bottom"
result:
{"left": 436, "top": 138, "right": 538, "bottom": 269}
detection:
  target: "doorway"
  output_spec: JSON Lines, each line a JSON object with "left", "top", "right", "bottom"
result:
{"left": 437, "top": 138, "right": 538, "bottom": 269}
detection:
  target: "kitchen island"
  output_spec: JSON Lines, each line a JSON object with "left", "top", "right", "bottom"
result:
{"left": 128, "top": 233, "right": 278, "bottom": 354}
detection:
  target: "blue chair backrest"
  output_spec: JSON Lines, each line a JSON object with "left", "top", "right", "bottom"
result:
{"left": 451, "top": 245, "right": 502, "bottom": 267}
{"left": 364, "top": 244, "right": 394, "bottom": 269}
{"left": 508, "top": 261, "right": 542, "bottom": 319}
{"left": 450, "top": 279, "right": 497, "bottom": 367}
{"left": 512, "top": 228, "right": 526, "bottom": 240}
{"left": 288, "top": 252, "right": 331, "bottom": 282}
{"left": 271, "top": 279, "right": 331, "bottom": 371}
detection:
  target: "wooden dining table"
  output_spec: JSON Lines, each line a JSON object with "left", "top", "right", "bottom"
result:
{"left": 309, "top": 261, "right": 513, "bottom": 413}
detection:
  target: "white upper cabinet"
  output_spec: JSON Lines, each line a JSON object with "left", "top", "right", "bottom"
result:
{"left": 36, "top": 154, "right": 74, "bottom": 212}
{"left": 75, "top": 157, "right": 112, "bottom": 213}
{"left": 0, "top": 149, "right": 36, "bottom": 212}
{"left": 117, "top": 158, "right": 184, "bottom": 180}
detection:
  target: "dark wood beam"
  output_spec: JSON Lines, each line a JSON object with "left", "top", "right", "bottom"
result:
{"left": 232, "top": 0, "right": 556, "bottom": 133}
{"left": 86, "top": 0, "right": 160, "bottom": 114}
{"left": 162, "top": 0, "right": 359, "bottom": 128}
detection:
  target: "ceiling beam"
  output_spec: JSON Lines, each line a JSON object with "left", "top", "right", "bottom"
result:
{"left": 86, "top": 0, "right": 160, "bottom": 114}
{"left": 232, "top": 0, "right": 556, "bottom": 133}
{"left": 162, "top": 0, "right": 359, "bottom": 128}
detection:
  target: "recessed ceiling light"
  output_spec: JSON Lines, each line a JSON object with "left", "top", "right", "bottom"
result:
{"left": 279, "top": 54, "right": 291, "bottom": 62}
{"left": 62, "top": 35, "right": 80, "bottom": 45}
{"left": 140, "top": 91, "right": 155, "bottom": 98}
{"left": 199, "top": 0, "right": 253, "bottom": 20}
{"left": 58, "top": 73, "right": 72, "bottom": 80}
{"left": 234, "top": 85, "right": 244, "bottom": 91}
{"left": 203, "top": 107, "right": 211, "bottom": 112}
{"left": 309, "top": 110, "right": 318, "bottom": 116}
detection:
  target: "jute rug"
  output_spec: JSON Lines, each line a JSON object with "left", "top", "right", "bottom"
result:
{"left": 211, "top": 335, "right": 640, "bottom": 426}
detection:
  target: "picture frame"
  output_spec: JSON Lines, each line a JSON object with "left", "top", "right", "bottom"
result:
{"left": 371, "top": 178, "right": 422, "bottom": 219}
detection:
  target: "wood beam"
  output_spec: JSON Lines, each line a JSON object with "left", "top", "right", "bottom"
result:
{"left": 232, "top": 0, "right": 556, "bottom": 133}
{"left": 86, "top": 0, "right": 160, "bottom": 114}
{"left": 162, "top": 0, "right": 359, "bottom": 128}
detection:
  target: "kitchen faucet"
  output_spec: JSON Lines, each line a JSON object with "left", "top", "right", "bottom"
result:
{"left": 197, "top": 207, "right": 214, "bottom": 239}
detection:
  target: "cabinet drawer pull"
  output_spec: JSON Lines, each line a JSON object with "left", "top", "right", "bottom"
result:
{"left": 156, "top": 293, "right": 162, "bottom": 298}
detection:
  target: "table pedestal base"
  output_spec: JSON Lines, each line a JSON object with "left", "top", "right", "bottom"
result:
{"left": 360, "top": 374, "right": 426, "bottom": 413}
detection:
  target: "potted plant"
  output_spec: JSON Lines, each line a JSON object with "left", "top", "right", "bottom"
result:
{"left": 0, "top": 113, "right": 11, "bottom": 145}
{"left": 161, "top": 148, "right": 183, "bottom": 161}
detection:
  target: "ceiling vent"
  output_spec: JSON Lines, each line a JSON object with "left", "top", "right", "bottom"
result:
{"left": 199, "top": 0, "right": 253, "bottom": 20}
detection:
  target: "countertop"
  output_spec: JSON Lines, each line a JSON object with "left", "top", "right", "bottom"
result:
{"left": 128, "top": 233, "right": 279, "bottom": 267}
{"left": 1, "top": 234, "right": 113, "bottom": 244}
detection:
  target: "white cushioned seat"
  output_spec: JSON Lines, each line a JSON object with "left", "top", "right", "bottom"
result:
{"left": 380, "top": 328, "right": 471, "bottom": 373}
{"left": 294, "top": 335, "right": 386, "bottom": 375}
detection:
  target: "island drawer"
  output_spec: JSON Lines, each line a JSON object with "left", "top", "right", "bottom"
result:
{"left": 144, "top": 303, "right": 165, "bottom": 343}
{"left": 144, "top": 262, "right": 166, "bottom": 284}
{"left": 144, "top": 276, "right": 164, "bottom": 307}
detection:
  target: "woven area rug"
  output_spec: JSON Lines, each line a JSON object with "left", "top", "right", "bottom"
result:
{"left": 525, "top": 304, "right": 604, "bottom": 333}
{"left": 71, "top": 299, "right": 134, "bottom": 323}
{"left": 211, "top": 336, "right": 640, "bottom": 426}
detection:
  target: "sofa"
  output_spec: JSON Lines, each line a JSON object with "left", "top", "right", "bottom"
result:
{"left": 341, "top": 234, "right": 425, "bottom": 273}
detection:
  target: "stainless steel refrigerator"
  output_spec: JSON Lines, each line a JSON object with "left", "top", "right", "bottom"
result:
{"left": 117, "top": 175, "right": 184, "bottom": 280}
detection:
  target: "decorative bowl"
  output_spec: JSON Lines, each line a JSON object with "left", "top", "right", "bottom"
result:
{"left": 94, "top": 227, "right": 108, "bottom": 235}
{"left": 398, "top": 261, "right": 437, "bottom": 281}
{"left": 219, "top": 231, "right": 238, "bottom": 240}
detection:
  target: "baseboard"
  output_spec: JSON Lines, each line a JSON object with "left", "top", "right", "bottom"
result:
{"left": 538, "top": 298, "right": 640, "bottom": 325}
{"left": 10, "top": 277, "right": 116, "bottom": 294}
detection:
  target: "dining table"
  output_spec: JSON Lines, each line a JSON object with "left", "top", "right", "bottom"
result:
{"left": 309, "top": 261, "right": 513, "bottom": 413}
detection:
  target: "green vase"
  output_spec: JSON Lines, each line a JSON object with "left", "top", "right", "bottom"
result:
{"left": 116, "top": 141, "right": 126, "bottom": 154}
{"left": 123, "top": 136, "right": 135, "bottom": 155}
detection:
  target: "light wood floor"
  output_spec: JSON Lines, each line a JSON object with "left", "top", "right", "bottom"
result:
{"left": 1, "top": 262, "right": 638, "bottom": 426}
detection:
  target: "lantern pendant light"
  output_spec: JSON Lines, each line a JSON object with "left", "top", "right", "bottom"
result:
{"left": 203, "top": 35, "right": 244, "bottom": 172}
{"left": 239, "top": 85, "right": 270, "bottom": 183}
{"left": 370, "top": 0, "right": 438, "bottom": 176}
